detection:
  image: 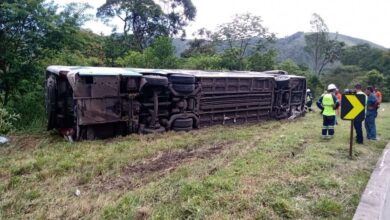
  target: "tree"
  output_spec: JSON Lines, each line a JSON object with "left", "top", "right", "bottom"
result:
{"left": 341, "top": 44, "right": 381, "bottom": 69}
{"left": 213, "top": 13, "right": 275, "bottom": 70}
{"left": 247, "top": 50, "right": 276, "bottom": 71}
{"left": 144, "top": 36, "right": 177, "bottom": 68}
{"left": 181, "top": 28, "right": 216, "bottom": 58}
{"left": 116, "top": 51, "right": 146, "bottom": 67}
{"left": 116, "top": 36, "right": 177, "bottom": 69}
{"left": 45, "top": 3, "right": 94, "bottom": 51}
{"left": 340, "top": 44, "right": 389, "bottom": 74}
{"left": 220, "top": 48, "right": 243, "bottom": 70}
{"left": 0, "top": 1, "right": 102, "bottom": 129}
{"left": 304, "top": 13, "right": 344, "bottom": 75}
{"left": 365, "top": 69, "right": 385, "bottom": 88}
{"left": 277, "top": 59, "right": 323, "bottom": 97}
{"left": 103, "top": 33, "right": 133, "bottom": 66}
{"left": 382, "top": 50, "right": 390, "bottom": 75}
{"left": 97, "top": 0, "right": 196, "bottom": 51}
{"left": 180, "top": 55, "right": 223, "bottom": 70}
{"left": 321, "top": 65, "right": 365, "bottom": 91}
{"left": 384, "top": 75, "right": 390, "bottom": 102}
{"left": 307, "top": 75, "right": 323, "bottom": 98}
{"left": 0, "top": 0, "right": 55, "bottom": 106}
{"left": 161, "top": 0, "right": 196, "bottom": 38}
{"left": 277, "top": 60, "right": 305, "bottom": 76}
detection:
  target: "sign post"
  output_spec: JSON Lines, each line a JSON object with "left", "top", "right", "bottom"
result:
{"left": 341, "top": 94, "right": 366, "bottom": 158}
{"left": 349, "top": 121, "right": 353, "bottom": 157}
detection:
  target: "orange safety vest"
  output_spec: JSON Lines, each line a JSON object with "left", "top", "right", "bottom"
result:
{"left": 376, "top": 91, "right": 382, "bottom": 103}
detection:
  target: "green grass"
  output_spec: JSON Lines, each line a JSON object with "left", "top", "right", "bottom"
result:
{"left": 1, "top": 103, "right": 390, "bottom": 219}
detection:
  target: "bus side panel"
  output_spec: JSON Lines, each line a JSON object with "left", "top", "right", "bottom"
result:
{"left": 197, "top": 77, "right": 275, "bottom": 126}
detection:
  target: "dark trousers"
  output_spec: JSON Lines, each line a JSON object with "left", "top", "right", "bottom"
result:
{"left": 322, "top": 115, "right": 336, "bottom": 137}
{"left": 354, "top": 119, "right": 364, "bottom": 144}
{"left": 306, "top": 101, "right": 313, "bottom": 112}
{"left": 365, "top": 112, "right": 377, "bottom": 140}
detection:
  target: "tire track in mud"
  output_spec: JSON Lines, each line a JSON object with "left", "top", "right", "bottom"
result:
{"left": 92, "top": 144, "right": 225, "bottom": 192}
{"left": 85, "top": 122, "right": 289, "bottom": 192}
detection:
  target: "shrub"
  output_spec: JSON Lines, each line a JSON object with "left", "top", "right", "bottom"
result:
{"left": 0, "top": 107, "right": 20, "bottom": 134}
{"left": 180, "top": 55, "right": 223, "bottom": 70}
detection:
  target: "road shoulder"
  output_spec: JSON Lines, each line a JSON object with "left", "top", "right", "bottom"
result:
{"left": 354, "top": 141, "right": 390, "bottom": 220}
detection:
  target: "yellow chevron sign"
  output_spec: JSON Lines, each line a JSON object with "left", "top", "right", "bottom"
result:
{"left": 341, "top": 94, "right": 366, "bottom": 121}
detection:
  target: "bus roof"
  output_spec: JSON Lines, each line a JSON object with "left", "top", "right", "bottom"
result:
{"left": 47, "top": 66, "right": 304, "bottom": 79}
{"left": 129, "top": 68, "right": 275, "bottom": 78}
{"left": 47, "top": 66, "right": 142, "bottom": 77}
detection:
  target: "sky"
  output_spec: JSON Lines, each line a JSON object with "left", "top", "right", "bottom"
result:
{"left": 55, "top": 0, "right": 390, "bottom": 48}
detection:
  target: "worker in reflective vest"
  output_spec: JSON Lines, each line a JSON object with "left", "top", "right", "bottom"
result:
{"left": 316, "top": 84, "right": 340, "bottom": 138}
{"left": 306, "top": 88, "right": 314, "bottom": 112}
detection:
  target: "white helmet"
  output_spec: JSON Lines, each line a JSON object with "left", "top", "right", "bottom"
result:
{"left": 306, "top": 89, "right": 311, "bottom": 92}
{"left": 327, "top": 84, "right": 337, "bottom": 90}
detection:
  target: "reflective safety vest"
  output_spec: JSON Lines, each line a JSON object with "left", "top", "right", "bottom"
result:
{"left": 322, "top": 94, "right": 336, "bottom": 116}
{"left": 306, "top": 94, "right": 312, "bottom": 102}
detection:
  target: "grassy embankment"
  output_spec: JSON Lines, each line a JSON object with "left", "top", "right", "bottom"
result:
{"left": 1, "top": 103, "right": 389, "bottom": 219}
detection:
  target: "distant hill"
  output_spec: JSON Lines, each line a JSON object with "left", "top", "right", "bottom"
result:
{"left": 173, "top": 32, "right": 387, "bottom": 68}
{"left": 273, "top": 32, "right": 386, "bottom": 67}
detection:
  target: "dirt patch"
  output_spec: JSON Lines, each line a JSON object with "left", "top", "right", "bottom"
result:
{"left": 7, "top": 134, "right": 43, "bottom": 151}
{"left": 123, "top": 145, "right": 223, "bottom": 176}
{"left": 94, "top": 145, "right": 224, "bottom": 192}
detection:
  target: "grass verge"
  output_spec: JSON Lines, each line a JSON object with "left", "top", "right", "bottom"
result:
{"left": 1, "top": 103, "right": 389, "bottom": 219}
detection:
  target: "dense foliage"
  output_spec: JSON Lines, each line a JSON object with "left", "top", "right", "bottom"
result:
{"left": 338, "top": 44, "right": 390, "bottom": 100}
{"left": 0, "top": 1, "right": 389, "bottom": 133}
{"left": 97, "top": 0, "right": 196, "bottom": 51}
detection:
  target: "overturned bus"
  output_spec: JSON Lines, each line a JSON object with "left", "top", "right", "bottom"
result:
{"left": 45, "top": 66, "right": 306, "bottom": 141}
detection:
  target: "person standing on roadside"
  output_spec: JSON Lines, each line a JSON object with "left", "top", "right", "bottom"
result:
{"left": 335, "top": 89, "right": 342, "bottom": 124}
{"left": 316, "top": 84, "right": 340, "bottom": 139}
{"left": 353, "top": 84, "right": 367, "bottom": 144}
{"left": 375, "top": 87, "right": 382, "bottom": 108}
{"left": 335, "top": 89, "right": 342, "bottom": 115}
{"left": 306, "top": 89, "right": 314, "bottom": 112}
{"left": 365, "top": 86, "right": 378, "bottom": 140}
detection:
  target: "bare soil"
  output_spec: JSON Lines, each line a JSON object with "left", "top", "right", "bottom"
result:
{"left": 95, "top": 144, "right": 224, "bottom": 192}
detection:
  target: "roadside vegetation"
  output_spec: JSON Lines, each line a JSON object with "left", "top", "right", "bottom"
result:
{"left": 1, "top": 103, "right": 389, "bottom": 219}
{"left": 1, "top": 1, "right": 390, "bottom": 218}
{"left": 1, "top": 1, "right": 390, "bottom": 133}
